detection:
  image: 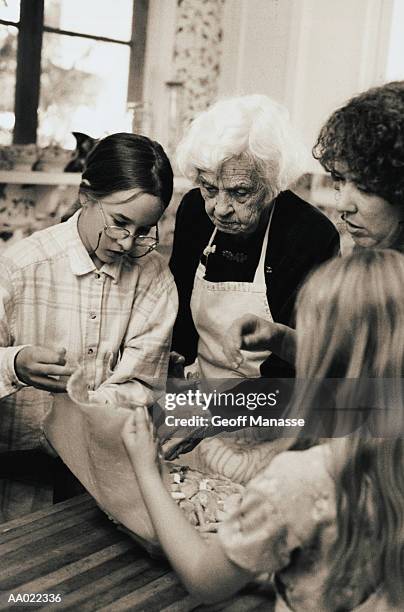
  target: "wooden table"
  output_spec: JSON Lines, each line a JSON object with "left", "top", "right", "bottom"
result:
{"left": 0, "top": 494, "right": 275, "bottom": 611}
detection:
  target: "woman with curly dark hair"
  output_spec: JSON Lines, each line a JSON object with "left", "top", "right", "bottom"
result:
{"left": 313, "top": 80, "right": 404, "bottom": 250}
{"left": 224, "top": 80, "right": 404, "bottom": 367}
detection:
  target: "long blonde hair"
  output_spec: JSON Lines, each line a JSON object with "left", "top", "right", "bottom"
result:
{"left": 287, "top": 249, "right": 404, "bottom": 438}
{"left": 296, "top": 249, "right": 404, "bottom": 379}
{"left": 290, "top": 249, "right": 404, "bottom": 606}
{"left": 328, "top": 436, "right": 404, "bottom": 608}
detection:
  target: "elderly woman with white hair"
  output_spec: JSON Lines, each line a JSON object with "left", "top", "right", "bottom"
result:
{"left": 169, "top": 95, "right": 339, "bottom": 381}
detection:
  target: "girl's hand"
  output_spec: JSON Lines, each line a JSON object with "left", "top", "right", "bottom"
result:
{"left": 15, "top": 346, "right": 76, "bottom": 392}
{"left": 121, "top": 406, "right": 159, "bottom": 475}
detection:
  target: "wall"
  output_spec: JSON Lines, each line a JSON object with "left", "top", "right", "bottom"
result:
{"left": 218, "top": 0, "right": 394, "bottom": 169}
{"left": 218, "top": 0, "right": 295, "bottom": 104}
{"left": 142, "top": 0, "right": 178, "bottom": 150}
{"left": 144, "top": 0, "right": 226, "bottom": 153}
{"left": 144, "top": 0, "right": 395, "bottom": 170}
{"left": 386, "top": 0, "right": 404, "bottom": 80}
{"left": 143, "top": 0, "right": 226, "bottom": 155}
{"left": 284, "top": 0, "right": 393, "bottom": 168}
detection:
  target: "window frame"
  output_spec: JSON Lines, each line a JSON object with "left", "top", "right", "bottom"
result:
{"left": 0, "top": 0, "right": 148, "bottom": 144}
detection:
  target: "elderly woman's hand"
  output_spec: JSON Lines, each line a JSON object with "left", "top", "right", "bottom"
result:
{"left": 223, "top": 314, "right": 294, "bottom": 368}
{"left": 121, "top": 407, "right": 160, "bottom": 475}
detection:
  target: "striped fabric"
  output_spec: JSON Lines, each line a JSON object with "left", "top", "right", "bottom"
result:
{"left": 0, "top": 211, "right": 177, "bottom": 519}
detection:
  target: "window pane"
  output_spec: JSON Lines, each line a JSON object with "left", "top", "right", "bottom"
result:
{"left": 44, "top": 0, "right": 133, "bottom": 41}
{"left": 0, "top": 25, "right": 17, "bottom": 145}
{"left": 38, "top": 33, "right": 131, "bottom": 147}
{"left": 0, "top": 0, "right": 20, "bottom": 23}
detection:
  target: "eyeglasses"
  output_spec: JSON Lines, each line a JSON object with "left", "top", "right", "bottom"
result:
{"left": 97, "top": 201, "right": 159, "bottom": 258}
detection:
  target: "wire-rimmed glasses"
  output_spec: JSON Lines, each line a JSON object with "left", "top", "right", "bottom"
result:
{"left": 97, "top": 201, "right": 159, "bottom": 258}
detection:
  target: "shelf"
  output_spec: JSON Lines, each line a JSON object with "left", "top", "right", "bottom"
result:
{"left": 0, "top": 170, "right": 81, "bottom": 186}
{"left": 0, "top": 171, "right": 192, "bottom": 191}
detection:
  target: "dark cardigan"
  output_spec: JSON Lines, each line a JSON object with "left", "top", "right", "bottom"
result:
{"left": 169, "top": 188, "right": 340, "bottom": 378}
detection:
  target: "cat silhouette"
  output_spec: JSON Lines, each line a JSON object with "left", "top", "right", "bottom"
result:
{"left": 64, "top": 132, "right": 98, "bottom": 173}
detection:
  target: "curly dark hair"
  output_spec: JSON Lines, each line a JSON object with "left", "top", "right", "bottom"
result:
{"left": 313, "top": 81, "right": 404, "bottom": 206}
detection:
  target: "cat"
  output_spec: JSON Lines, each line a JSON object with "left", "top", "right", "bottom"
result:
{"left": 60, "top": 132, "right": 99, "bottom": 222}
{"left": 64, "top": 132, "right": 98, "bottom": 173}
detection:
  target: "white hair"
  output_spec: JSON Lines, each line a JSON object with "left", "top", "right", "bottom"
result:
{"left": 176, "top": 94, "right": 310, "bottom": 196}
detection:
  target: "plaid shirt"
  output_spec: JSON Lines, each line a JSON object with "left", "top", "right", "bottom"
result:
{"left": 0, "top": 210, "right": 178, "bottom": 453}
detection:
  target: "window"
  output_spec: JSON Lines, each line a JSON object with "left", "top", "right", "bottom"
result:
{"left": 0, "top": 0, "right": 148, "bottom": 147}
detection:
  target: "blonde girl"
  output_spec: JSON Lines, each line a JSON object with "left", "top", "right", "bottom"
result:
{"left": 122, "top": 249, "right": 404, "bottom": 611}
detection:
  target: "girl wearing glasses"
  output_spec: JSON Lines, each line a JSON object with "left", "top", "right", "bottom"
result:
{"left": 0, "top": 133, "right": 177, "bottom": 521}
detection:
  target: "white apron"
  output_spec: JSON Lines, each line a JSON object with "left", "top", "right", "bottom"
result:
{"left": 190, "top": 204, "right": 275, "bottom": 380}
{"left": 179, "top": 206, "right": 287, "bottom": 476}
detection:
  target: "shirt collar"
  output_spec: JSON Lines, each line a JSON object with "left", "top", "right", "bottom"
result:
{"left": 66, "top": 210, "right": 123, "bottom": 283}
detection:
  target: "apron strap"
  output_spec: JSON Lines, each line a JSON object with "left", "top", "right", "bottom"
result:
{"left": 201, "top": 201, "right": 275, "bottom": 281}
{"left": 202, "top": 227, "right": 218, "bottom": 258}
{"left": 253, "top": 201, "right": 275, "bottom": 284}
